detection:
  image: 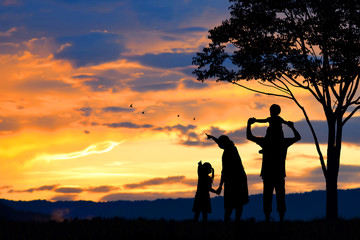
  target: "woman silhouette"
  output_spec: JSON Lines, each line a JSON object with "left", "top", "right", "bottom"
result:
{"left": 206, "top": 134, "right": 249, "bottom": 222}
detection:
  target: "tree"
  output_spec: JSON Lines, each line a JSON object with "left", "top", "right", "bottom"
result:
{"left": 192, "top": 0, "right": 360, "bottom": 220}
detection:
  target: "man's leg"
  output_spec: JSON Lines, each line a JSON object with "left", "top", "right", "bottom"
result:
{"left": 263, "top": 179, "right": 274, "bottom": 222}
{"left": 275, "top": 178, "right": 286, "bottom": 222}
{"left": 235, "top": 206, "right": 243, "bottom": 222}
{"left": 224, "top": 208, "right": 233, "bottom": 223}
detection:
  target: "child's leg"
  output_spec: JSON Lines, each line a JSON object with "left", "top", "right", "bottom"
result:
{"left": 202, "top": 212, "right": 208, "bottom": 222}
{"left": 194, "top": 212, "right": 200, "bottom": 221}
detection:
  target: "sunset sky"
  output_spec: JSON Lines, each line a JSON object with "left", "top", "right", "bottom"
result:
{"left": 1, "top": 0, "right": 360, "bottom": 202}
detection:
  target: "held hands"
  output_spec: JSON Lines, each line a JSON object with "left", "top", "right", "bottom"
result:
{"left": 215, "top": 186, "right": 222, "bottom": 195}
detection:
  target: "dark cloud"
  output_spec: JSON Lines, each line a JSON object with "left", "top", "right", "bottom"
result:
{"left": 30, "top": 185, "right": 58, "bottom": 191}
{"left": 51, "top": 0, "right": 120, "bottom": 4}
{"left": 164, "top": 27, "right": 208, "bottom": 35}
{"left": 8, "top": 184, "right": 58, "bottom": 193}
{"left": 124, "top": 176, "right": 188, "bottom": 189}
{"left": 129, "top": 52, "right": 194, "bottom": 69}
{"left": 338, "top": 165, "right": 360, "bottom": 183}
{"left": 0, "top": 42, "right": 20, "bottom": 54}
{"left": 9, "top": 184, "right": 120, "bottom": 195}
{"left": 17, "top": 80, "right": 73, "bottom": 92}
{"left": 100, "top": 191, "right": 195, "bottom": 201}
{"left": 55, "top": 187, "right": 83, "bottom": 194}
{"left": 163, "top": 124, "right": 197, "bottom": 135}
{"left": 157, "top": 124, "right": 249, "bottom": 147}
{"left": 129, "top": 73, "right": 182, "bottom": 92}
{"left": 0, "top": 116, "right": 21, "bottom": 132}
{"left": 55, "top": 32, "right": 125, "bottom": 67}
{"left": 182, "top": 178, "right": 198, "bottom": 187}
{"left": 161, "top": 27, "right": 208, "bottom": 41}
{"left": 86, "top": 185, "right": 119, "bottom": 193}
{"left": 77, "top": 107, "right": 93, "bottom": 117}
{"left": 131, "top": 82, "right": 178, "bottom": 92}
{"left": 128, "top": 1, "right": 228, "bottom": 29}
{"left": 103, "top": 122, "right": 154, "bottom": 129}
{"left": 179, "top": 127, "right": 249, "bottom": 147}
{"left": 253, "top": 102, "right": 267, "bottom": 110}
{"left": 0, "top": 114, "right": 76, "bottom": 133}
{"left": 31, "top": 115, "right": 75, "bottom": 131}
{"left": 102, "top": 106, "right": 134, "bottom": 113}
{"left": 182, "top": 79, "right": 208, "bottom": 89}
{"left": 284, "top": 164, "right": 360, "bottom": 187}
{"left": 0, "top": 0, "right": 229, "bottom": 54}
{"left": 282, "top": 116, "right": 360, "bottom": 144}
{"left": 73, "top": 74, "right": 122, "bottom": 92}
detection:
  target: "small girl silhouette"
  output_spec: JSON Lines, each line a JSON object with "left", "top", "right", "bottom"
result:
{"left": 192, "top": 161, "right": 218, "bottom": 222}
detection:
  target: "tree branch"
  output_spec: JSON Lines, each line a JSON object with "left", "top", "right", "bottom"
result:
{"left": 229, "top": 81, "right": 293, "bottom": 99}
{"left": 346, "top": 75, "right": 360, "bottom": 104}
{"left": 283, "top": 74, "right": 323, "bottom": 103}
{"left": 258, "top": 81, "right": 290, "bottom": 95}
{"left": 277, "top": 78, "right": 327, "bottom": 178}
{"left": 343, "top": 105, "right": 360, "bottom": 126}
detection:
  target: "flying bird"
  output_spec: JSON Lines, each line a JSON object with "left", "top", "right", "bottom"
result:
{"left": 142, "top": 111, "right": 145, "bottom": 114}
{"left": 193, "top": 117, "right": 196, "bottom": 120}
{"left": 130, "top": 104, "right": 133, "bottom": 107}
{"left": 177, "top": 115, "right": 180, "bottom": 117}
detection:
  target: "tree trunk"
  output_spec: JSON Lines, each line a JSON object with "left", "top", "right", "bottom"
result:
{"left": 325, "top": 116, "right": 342, "bottom": 221}
{"left": 325, "top": 167, "right": 338, "bottom": 220}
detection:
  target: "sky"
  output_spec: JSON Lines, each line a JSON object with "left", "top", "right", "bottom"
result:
{"left": 1, "top": 0, "right": 360, "bottom": 202}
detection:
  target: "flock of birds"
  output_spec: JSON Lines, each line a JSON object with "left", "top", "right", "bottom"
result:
{"left": 130, "top": 104, "right": 196, "bottom": 120}
{"left": 84, "top": 103, "right": 197, "bottom": 134}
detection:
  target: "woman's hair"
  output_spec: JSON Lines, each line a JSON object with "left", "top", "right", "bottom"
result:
{"left": 218, "top": 135, "right": 234, "bottom": 149}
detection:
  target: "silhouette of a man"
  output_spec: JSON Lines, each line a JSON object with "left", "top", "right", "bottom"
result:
{"left": 246, "top": 117, "right": 301, "bottom": 222}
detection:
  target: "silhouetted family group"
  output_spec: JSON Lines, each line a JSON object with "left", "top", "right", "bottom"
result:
{"left": 192, "top": 104, "right": 301, "bottom": 223}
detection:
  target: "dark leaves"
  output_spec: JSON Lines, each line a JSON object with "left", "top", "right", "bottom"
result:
{"left": 193, "top": 0, "right": 360, "bottom": 85}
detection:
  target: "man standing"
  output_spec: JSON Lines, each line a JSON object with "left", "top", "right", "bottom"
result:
{"left": 246, "top": 117, "right": 301, "bottom": 222}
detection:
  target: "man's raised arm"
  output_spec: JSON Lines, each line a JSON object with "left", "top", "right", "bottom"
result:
{"left": 246, "top": 118, "right": 257, "bottom": 142}
{"left": 286, "top": 121, "right": 301, "bottom": 144}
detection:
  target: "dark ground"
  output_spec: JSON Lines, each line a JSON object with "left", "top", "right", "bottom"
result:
{"left": 0, "top": 218, "right": 359, "bottom": 240}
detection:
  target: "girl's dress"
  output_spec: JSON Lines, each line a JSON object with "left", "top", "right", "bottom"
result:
{"left": 192, "top": 166, "right": 212, "bottom": 213}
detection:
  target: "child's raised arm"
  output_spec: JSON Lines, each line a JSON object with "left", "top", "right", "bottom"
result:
{"left": 254, "top": 118, "right": 269, "bottom": 123}
{"left": 279, "top": 117, "right": 288, "bottom": 124}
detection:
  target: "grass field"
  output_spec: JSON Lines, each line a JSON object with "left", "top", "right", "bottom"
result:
{"left": 0, "top": 218, "right": 359, "bottom": 240}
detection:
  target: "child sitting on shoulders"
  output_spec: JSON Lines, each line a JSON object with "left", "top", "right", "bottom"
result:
{"left": 253, "top": 104, "right": 289, "bottom": 153}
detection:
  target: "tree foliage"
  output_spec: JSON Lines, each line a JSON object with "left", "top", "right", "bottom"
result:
{"left": 194, "top": 0, "right": 360, "bottom": 84}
